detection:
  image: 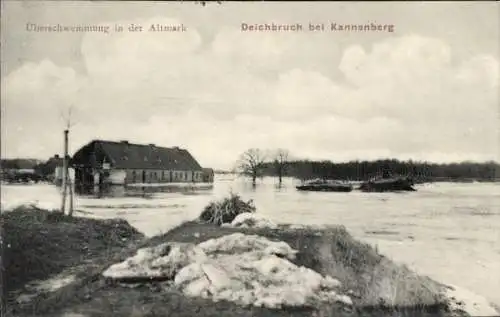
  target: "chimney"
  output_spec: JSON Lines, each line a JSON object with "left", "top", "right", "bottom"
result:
{"left": 120, "top": 140, "right": 129, "bottom": 145}
{"left": 54, "top": 154, "right": 60, "bottom": 159}
{"left": 148, "top": 144, "right": 155, "bottom": 147}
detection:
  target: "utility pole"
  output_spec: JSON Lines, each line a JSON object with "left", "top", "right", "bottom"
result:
{"left": 60, "top": 129, "right": 69, "bottom": 214}
{"left": 59, "top": 104, "right": 78, "bottom": 215}
{"left": 68, "top": 169, "right": 74, "bottom": 216}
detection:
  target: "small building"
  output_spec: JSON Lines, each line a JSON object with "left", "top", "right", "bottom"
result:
{"left": 70, "top": 140, "right": 208, "bottom": 187}
{"left": 1, "top": 158, "right": 44, "bottom": 183}
{"left": 202, "top": 168, "right": 214, "bottom": 183}
{"left": 42, "top": 154, "right": 64, "bottom": 184}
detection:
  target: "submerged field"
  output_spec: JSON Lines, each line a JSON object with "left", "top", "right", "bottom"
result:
{"left": 2, "top": 180, "right": 499, "bottom": 316}
{"left": 1, "top": 204, "right": 480, "bottom": 317}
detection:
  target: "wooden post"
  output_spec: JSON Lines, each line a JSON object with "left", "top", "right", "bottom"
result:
{"left": 60, "top": 129, "right": 69, "bottom": 214}
{"left": 68, "top": 171, "right": 74, "bottom": 216}
{"left": 67, "top": 129, "right": 74, "bottom": 216}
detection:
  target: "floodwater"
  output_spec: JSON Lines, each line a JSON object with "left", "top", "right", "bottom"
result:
{"left": 2, "top": 176, "right": 499, "bottom": 308}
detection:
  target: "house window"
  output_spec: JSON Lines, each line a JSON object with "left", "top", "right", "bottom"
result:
{"left": 161, "top": 171, "right": 165, "bottom": 180}
{"left": 132, "top": 170, "right": 136, "bottom": 182}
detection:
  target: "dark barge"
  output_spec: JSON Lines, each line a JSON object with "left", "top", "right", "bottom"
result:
{"left": 296, "top": 179, "right": 353, "bottom": 192}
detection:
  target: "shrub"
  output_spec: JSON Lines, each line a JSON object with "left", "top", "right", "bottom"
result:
{"left": 199, "top": 193, "right": 256, "bottom": 225}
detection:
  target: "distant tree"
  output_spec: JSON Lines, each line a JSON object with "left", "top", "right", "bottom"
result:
{"left": 273, "top": 149, "right": 289, "bottom": 185}
{"left": 193, "top": 1, "right": 222, "bottom": 6}
{"left": 1, "top": 160, "right": 20, "bottom": 169}
{"left": 236, "top": 148, "right": 267, "bottom": 186}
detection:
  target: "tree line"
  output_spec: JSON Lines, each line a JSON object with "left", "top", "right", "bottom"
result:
{"left": 235, "top": 149, "right": 499, "bottom": 184}
{"left": 1, "top": 159, "right": 43, "bottom": 170}
{"left": 265, "top": 159, "right": 499, "bottom": 182}
{"left": 1, "top": 157, "right": 62, "bottom": 181}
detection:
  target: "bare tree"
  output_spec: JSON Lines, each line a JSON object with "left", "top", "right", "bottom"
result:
{"left": 273, "top": 149, "right": 289, "bottom": 185}
{"left": 237, "top": 148, "right": 267, "bottom": 185}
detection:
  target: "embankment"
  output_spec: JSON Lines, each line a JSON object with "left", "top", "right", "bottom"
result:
{"left": 1, "top": 206, "right": 493, "bottom": 317}
{"left": 1, "top": 206, "right": 145, "bottom": 315}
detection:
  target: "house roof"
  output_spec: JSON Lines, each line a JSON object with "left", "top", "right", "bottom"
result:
{"left": 72, "top": 140, "right": 203, "bottom": 171}
{"left": 46, "top": 155, "right": 63, "bottom": 167}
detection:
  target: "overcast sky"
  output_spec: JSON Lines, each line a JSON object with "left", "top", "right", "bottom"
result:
{"left": 1, "top": 1, "right": 499, "bottom": 169}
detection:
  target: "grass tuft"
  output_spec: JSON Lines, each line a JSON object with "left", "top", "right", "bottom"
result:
{"left": 198, "top": 193, "right": 256, "bottom": 225}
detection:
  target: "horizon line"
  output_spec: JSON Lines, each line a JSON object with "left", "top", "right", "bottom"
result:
{"left": 2, "top": 156, "right": 499, "bottom": 169}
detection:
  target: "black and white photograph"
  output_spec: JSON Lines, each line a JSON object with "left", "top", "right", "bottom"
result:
{"left": 1, "top": 1, "right": 499, "bottom": 316}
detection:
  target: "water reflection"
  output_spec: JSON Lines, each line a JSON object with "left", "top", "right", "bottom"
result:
{"left": 75, "top": 184, "right": 215, "bottom": 199}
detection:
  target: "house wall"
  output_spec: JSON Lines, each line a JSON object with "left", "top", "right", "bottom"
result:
{"left": 94, "top": 171, "right": 100, "bottom": 185}
{"left": 55, "top": 166, "right": 63, "bottom": 181}
{"left": 193, "top": 171, "right": 203, "bottom": 182}
{"left": 108, "top": 169, "right": 127, "bottom": 185}
{"left": 170, "top": 170, "right": 199, "bottom": 182}
{"left": 122, "top": 169, "right": 204, "bottom": 184}
{"left": 54, "top": 167, "right": 75, "bottom": 183}
{"left": 202, "top": 170, "right": 214, "bottom": 183}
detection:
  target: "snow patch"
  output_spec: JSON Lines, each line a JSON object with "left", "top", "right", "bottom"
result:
{"left": 1, "top": 200, "right": 59, "bottom": 212}
{"left": 36, "top": 275, "right": 76, "bottom": 292}
{"left": 103, "top": 242, "right": 207, "bottom": 280}
{"left": 16, "top": 274, "right": 76, "bottom": 304}
{"left": 445, "top": 284, "right": 500, "bottom": 317}
{"left": 104, "top": 233, "right": 350, "bottom": 309}
{"left": 61, "top": 313, "right": 88, "bottom": 317}
{"left": 197, "top": 233, "right": 297, "bottom": 259}
{"left": 225, "top": 212, "right": 278, "bottom": 229}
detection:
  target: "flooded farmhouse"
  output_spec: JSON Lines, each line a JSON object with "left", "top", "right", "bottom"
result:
{"left": 70, "top": 140, "right": 211, "bottom": 190}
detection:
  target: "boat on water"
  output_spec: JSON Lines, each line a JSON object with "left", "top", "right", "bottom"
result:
{"left": 296, "top": 179, "right": 353, "bottom": 192}
{"left": 358, "top": 176, "right": 416, "bottom": 192}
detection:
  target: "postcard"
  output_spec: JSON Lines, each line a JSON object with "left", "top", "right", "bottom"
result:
{"left": 1, "top": 1, "right": 499, "bottom": 317}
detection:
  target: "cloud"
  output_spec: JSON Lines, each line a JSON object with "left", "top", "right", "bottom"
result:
{"left": 2, "top": 17, "right": 498, "bottom": 168}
